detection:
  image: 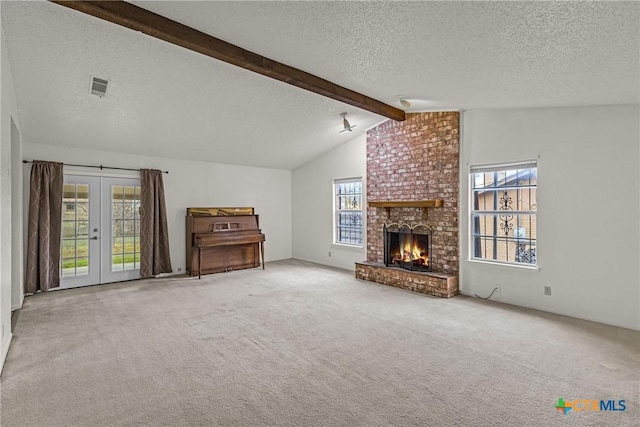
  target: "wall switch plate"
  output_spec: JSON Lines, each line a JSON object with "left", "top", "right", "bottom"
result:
{"left": 544, "top": 286, "right": 552, "bottom": 296}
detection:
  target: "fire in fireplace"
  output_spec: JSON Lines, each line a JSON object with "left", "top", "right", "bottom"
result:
{"left": 384, "top": 223, "right": 432, "bottom": 272}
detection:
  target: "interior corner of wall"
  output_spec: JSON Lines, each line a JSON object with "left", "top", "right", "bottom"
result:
{"left": 12, "top": 293, "right": 23, "bottom": 311}
{"left": 1, "top": 332, "right": 13, "bottom": 375}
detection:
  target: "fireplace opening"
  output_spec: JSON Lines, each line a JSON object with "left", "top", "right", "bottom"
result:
{"left": 384, "top": 223, "right": 432, "bottom": 272}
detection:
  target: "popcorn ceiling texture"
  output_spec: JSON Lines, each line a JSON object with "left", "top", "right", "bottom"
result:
{"left": 3, "top": 2, "right": 637, "bottom": 170}
{"left": 356, "top": 112, "right": 459, "bottom": 298}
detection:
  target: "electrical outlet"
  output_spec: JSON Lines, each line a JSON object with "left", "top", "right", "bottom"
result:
{"left": 177, "top": 267, "right": 183, "bottom": 272}
{"left": 328, "top": 251, "right": 332, "bottom": 257}
{"left": 544, "top": 286, "right": 552, "bottom": 296}
{"left": 496, "top": 284, "right": 501, "bottom": 293}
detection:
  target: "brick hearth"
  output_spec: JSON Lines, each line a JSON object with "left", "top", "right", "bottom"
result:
{"left": 356, "top": 261, "right": 458, "bottom": 298}
{"left": 355, "top": 112, "right": 459, "bottom": 298}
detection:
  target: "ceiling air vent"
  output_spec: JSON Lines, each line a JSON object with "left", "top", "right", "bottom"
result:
{"left": 90, "top": 77, "right": 108, "bottom": 97}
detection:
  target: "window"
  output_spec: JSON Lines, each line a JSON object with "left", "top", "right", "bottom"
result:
{"left": 471, "top": 161, "right": 537, "bottom": 265}
{"left": 334, "top": 178, "right": 363, "bottom": 246}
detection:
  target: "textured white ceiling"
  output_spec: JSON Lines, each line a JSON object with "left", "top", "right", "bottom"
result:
{"left": 2, "top": 1, "right": 638, "bottom": 170}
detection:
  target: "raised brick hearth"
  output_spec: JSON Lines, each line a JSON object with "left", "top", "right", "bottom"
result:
{"left": 355, "top": 261, "right": 458, "bottom": 298}
{"left": 355, "top": 112, "right": 459, "bottom": 298}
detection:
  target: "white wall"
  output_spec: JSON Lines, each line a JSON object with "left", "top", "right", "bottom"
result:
{"left": 23, "top": 142, "right": 292, "bottom": 276}
{"left": 460, "top": 105, "right": 640, "bottom": 330}
{"left": 10, "top": 117, "right": 22, "bottom": 310}
{"left": 0, "top": 13, "right": 21, "bottom": 371}
{"left": 292, "top": 134, "right": 366, "bottom": 271}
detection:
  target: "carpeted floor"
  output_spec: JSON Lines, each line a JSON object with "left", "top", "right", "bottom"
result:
{"left": 1, "top": 259, "right": 638, "bottom": 426}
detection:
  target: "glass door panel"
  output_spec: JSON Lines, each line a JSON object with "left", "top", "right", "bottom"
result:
{"left": 59, "top": 176, "right": 100, "bottom": 288}
{"left": 101, "top": 178, "right": 141, "bottom": 283}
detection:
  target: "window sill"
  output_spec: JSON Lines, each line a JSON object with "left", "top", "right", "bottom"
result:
{"left": 332, "top": 243, "right": 364, "bottom": 250}
{"left": 466, "top": 259, "right": 540, "bottom": 271}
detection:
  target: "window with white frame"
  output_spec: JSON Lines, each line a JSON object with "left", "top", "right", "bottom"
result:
{"left": 334, "top": 178, "right": 363, "bottom": 246}
{"left": 471, "top": 161, "right": 537, "bottom": 265}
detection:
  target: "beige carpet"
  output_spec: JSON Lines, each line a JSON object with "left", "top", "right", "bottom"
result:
{"left": 1, "top": 259, "right": 638, "bottom": 426}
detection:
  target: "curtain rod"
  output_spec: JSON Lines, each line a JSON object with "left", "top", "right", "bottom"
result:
{"left": 22, "top": 160, "right": 169, "bottom": 174}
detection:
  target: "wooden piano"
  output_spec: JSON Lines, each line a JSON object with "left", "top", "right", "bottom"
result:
{"left": 185, "top": 207, "right": 265, "bottom": 278}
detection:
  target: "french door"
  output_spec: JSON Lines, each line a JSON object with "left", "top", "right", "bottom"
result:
{"left": 60, "top": 175, "right": 141, "bottom": 289}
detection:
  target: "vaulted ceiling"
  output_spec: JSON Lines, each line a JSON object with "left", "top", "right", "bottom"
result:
{"left": 2, "top": 1, "right": 638, "bottom": 170}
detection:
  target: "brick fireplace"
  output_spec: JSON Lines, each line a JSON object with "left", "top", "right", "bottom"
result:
{"left": 355, "top": 112, "right": 459, "bottom": 298}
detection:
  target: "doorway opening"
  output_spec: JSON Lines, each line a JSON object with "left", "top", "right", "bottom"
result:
{"left": 60, "top": 175, "right": 141, "bottom": 289}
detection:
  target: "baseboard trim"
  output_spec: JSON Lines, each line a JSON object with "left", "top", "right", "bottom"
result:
{"left": 11, "top": 294, "right": 24, "bottom": 311}
{"left": 291, "top": 256, "right": 356, "bottom": 273}
{"left": 459, "top": 290, "right": 640, "bottom": 331}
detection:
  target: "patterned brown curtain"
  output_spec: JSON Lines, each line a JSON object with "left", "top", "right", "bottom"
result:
{"left": 25, "top": 160, "right": 63, "bottom": 293}
{"left": 140, "top": 169, "right": 172, "bottom": 278}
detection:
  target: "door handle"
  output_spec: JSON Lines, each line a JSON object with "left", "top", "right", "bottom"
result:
{"left": 90, "top": 236, "right": 99, "bottom": 240}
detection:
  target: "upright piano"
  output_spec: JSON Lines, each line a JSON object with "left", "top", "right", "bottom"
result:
{"left": 185, "top": 207, "right": 265, "bottom": 278}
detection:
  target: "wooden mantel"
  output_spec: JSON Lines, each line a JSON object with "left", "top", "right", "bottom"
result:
{"left": 368, "top": 200, "right": 444, "bottom": 220}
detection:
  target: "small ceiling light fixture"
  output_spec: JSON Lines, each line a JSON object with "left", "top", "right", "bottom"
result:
{"left": 339, "top": 112, "right": 356, "bottom": 133}
{"left": 398, "top": 96, "right": 412, "bottom": 109}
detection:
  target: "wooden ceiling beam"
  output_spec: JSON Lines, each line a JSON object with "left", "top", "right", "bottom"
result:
{"left": 50, "top": 1, "right": 406, "bottom": 122}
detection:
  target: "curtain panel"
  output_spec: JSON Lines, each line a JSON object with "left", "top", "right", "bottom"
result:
{"left": 25, "top": 160, "right": 63, "bottom": 293}
{"left": 140, "top": 169, "right": 172, "bottom": 278}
